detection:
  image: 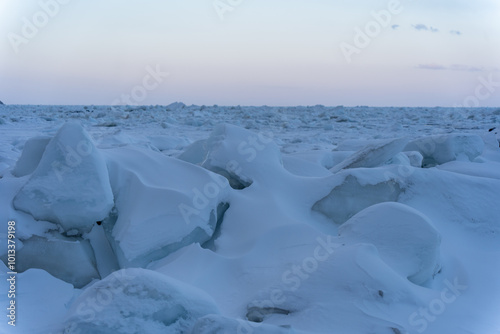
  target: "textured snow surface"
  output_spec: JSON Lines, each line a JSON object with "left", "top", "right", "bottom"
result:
{"left": 1, "top": 104, "right": 500, "bottom": 334}
{"left": 63, "top": 268, "right": 219, "bottom": 334}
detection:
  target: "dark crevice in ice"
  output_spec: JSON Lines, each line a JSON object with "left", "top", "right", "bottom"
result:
{"left": 246, "top": 307, "right": 291, "bottom": 323}
{"left": 202, "top": 202, "right": 230, "bottom": 251}
{"left": 208, "top": 166, "right": 252, "bottom": 190}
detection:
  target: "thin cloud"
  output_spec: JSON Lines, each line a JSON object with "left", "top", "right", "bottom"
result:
{"left": 413, "top": 24, "right": 429, "bottom": 31}
{"left": 416, "top": 64, "right": 447, "bottom": 70}
{"left": 391, "top": 24, "right": 400, "bottom": 30}
{"left": 416, "top": 64, "right": 490, "bottom": 72}
{"left": 449, "top": 64, "right": 482, "bottom": 72}
{"left": 412, "top": 24, "right": 454, "bottom": 33}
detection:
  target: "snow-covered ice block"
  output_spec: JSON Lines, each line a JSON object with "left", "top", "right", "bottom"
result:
{"left": 0, "top": 162, "right": 9, "bottom": 177}
{"left": 404, "top": 134, "right": 484, "bottom": 167}
{"left": 0, "top": 267, "right": 75, "bottom": 334}
{"left": 86, "top": 224, "right": 121, "bottom": 278}
{"left": 386, "top": 151, "right": 423, "bottom": 167}
{"left": 177, "top": 139, "right": 206, "bottom": 164}
{"left": 166, "top": 101, "right": 187, "bottom": 111}
{"left": 335, "top": 139, "right": 373, "bottom": 151}
{"left": 63, "top": 268, "right": 219, "bottom": 334}
{"left": 319, "top": 151, "right": 355, "bottom": 169}
{"left": 331, "top": 138, "right": 408, "bottom": 173}
{"left": 312, "top": 167, "right": 406, "bottom": 224}
{"left": 104, "top": 145, "right": 231, "bottom": 267}
{"left": 404, "top": 151, "right": 424, "bottom": 167}
{"left": 279, "top": 150, "right": 351, "bottom": 170}
{"left": 4, "top": 234, "right": 100, "bottom": 287}
{"left": 0, "top": 175, "right": 59, "bottom": 248}
{"left": 401, "top": 167, "right": 500, "bottom": 233}
{"left": 479, "top": 131, "right": 500, "bottom": 163}
{"left": 339, "top": 202, "right": 441, "bottom": 285}
{"left": 385, "top": 152, "right": 411, "bottom": 166}
{"left": 481, "top": 131, "right": 500, "bottom": 150}
{"left": 97, "top": 131, "right": 144, "bottom": 149}
{"left": 12, "top": 136, "right": 51, "bottom": 177}
{"left": 179, "top": 123, "right": 282, "bottom": 187}
{"left": 148, "top": 135, "right": 190, "bottom": 151}
{"left": 13, "top": 122, "right": 114, "bottom": 234}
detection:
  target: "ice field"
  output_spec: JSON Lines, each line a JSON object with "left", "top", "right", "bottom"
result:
{"left": 0, "top": 103, "right": 499, "bottom": 334}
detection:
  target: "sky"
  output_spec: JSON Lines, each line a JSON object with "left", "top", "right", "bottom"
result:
{"left": 0, "top": 0, "right": 499, "bottom": 107}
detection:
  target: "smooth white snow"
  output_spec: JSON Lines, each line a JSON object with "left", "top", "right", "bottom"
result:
{"left": 338, "top": 202, "right": 441, "bottom": 285}
{"left": 0, "top": 104, "right": 499, "bottom": 334}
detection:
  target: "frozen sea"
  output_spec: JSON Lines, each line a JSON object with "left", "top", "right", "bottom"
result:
{"left": 0, "top": 103, "right": 499, "bottom": 334}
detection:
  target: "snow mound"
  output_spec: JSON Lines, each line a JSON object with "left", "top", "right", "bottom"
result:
{"left": 179, "top": 123, "right": 282, "bottom": 188}
{"left": 404, "top": 134, "right": 484, "bottom": 167}
{"left": 282, "top": 155, "right": 331, "bottom": 177}
{"left": 104, "top": 146, "right": 230, "bottom": 267}
{"left": 312, "top": 167, "right": 406, "bottom": 224}
{"left": 13, "top": 122, "right": 114, "bottom": 234}
{"left": 331, "top": 137, "right": 408, "bottom": 173}
{"left": 12, "top": 136, "right": 51, "bottom": 177}
{"left": 63, "top": 268, "right": 219, "bottom": 334}
{"left": 5, "top": 234, "right": 99, "bottom": 287}
{"left": 244, "top": 242, "right": 420, "bottom": 334}
{"left": 338, "top": 202, "right": 441, "bottom": 285}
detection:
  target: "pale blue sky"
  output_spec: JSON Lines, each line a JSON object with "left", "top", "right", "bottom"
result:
{"left": 1, "top": 0, "right": 499, "bottom": 106}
